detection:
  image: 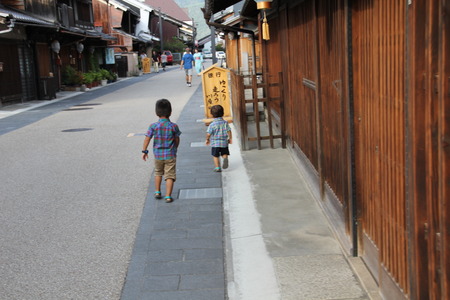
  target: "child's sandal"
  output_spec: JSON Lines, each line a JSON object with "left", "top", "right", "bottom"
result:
{"left": 164, "top": 196, "right": 173, "bottom": 203}
{"left": 154, "top": 191, "right": 162, "bottom": 199}
{"left": 214, "top": 167, "right": 221, "bottom": 172}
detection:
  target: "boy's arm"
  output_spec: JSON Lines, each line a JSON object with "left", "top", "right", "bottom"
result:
{"left": 205, "top": 133, "right": 211, "bottom": 145}
{"left": 142, "top": 136, "right": 151, "bottom": 161}
{"left": 174, "top": 136, "right": 180, "bottom": 148}
{"left": 228, "top": 130, "right": 232, "bottom": 144}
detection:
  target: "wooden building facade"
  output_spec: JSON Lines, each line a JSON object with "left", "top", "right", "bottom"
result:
{"left": 205, "top": 0, "right": 450, "bottom": 298}
{"left": 0, "top": 0, "right": 193, "bottom": 106}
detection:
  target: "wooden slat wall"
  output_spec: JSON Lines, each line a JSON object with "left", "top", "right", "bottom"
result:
{"left": 286, "top": 1, "right": 319, "bottom": 170}
{"left": 265, "top": 17, "right": 282, "bottom": 116}
{"left": 405, "top": 0, "right": 430, "bottom": 298}
{"left": 93, "top": 0, "right": 110, "bottom": 32}
{"left": 407, "top": 1, "right": 450, "bottom": 298}
{"left": 316, "top": 0, "right": 349, "bottom": 205}
{"left": 441, "top": 2, "right": 450, "bottom": 298}
{"left": 352, "top": 0, "right": 408, "bottom": 295}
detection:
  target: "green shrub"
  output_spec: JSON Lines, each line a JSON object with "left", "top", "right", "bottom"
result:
{"left": 62, "top": 65, "right": 83, "bottom": 86}
{"left": 82, "top": 72, "right": 95, "bottom": 84}
{"left": 93, "top": 71, "right": 103, "bottom": 82}
{"left": 99, "top": 69, "right": 113, "bottom": 80}
{"left": 165, "top": 36, "right": 188, "bottom": 53}
{"left": 108, "top": 70, "right": 117, "bottom": 81}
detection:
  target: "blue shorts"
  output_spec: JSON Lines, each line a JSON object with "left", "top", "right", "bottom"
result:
{"left": 211, "top": 147, "right": 230, "bottom": 157}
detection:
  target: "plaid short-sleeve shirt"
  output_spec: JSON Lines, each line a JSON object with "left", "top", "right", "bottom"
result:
{"left": 146, "top": 119, "right": 181, "bottom": 160}
{"left": 207, "top": 117, "right": 230, "bottom": 148}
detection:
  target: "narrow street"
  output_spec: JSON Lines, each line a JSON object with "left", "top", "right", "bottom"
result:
{"left": 0, "top": 66, "right": 198, "bottom": 299}
{"left": 0, "top": 62, "right": 369, "bottom": 300}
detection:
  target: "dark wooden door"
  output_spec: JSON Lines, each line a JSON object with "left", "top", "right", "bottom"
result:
{"left": 0, "top": 41, "right": 21, "bottom": 105}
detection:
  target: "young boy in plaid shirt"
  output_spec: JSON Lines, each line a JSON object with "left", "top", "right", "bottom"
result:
{"left": 142, "top": 99, "right": 181, "bottom": 203}
{"left": 205, "top": 105, "right": 232, "bottom": 172}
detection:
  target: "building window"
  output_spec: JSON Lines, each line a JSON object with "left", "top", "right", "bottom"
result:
{"left": 76, "top": 0, "right": 92, "bottom": 23}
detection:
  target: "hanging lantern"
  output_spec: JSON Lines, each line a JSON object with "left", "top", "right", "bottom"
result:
{"left": 51, "top": 40, "right": 60, "bottom": 54}
{"left": 76, "top": 42, "right": 84, "bottom": 54}
{"left": 254, "top": 0, "right": 272, "bottom": 10}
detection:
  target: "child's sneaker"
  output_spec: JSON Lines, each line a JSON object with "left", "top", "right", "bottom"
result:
{"left": 222, "top": 157, "right": 229, "bottom": 169}
{"left": 214, "top": 167, "right": 221, "bottom": 172}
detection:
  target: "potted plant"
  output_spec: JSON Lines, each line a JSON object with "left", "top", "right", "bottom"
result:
{"left": 108, "top": 70, "right": 118, "bottom": 83}
{"left": 82, "top": 72, "right": 95, "bottom": 88}
{"left": 62, "top": 66, "right": 83, "bottom": 90}
{"left": 99, "top": 69, "right": 112, "bottom": 85}
{"left": 96, "top": 71, "right": 103, "bottom": 85}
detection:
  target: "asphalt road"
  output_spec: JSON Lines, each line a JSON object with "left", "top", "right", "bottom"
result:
{"left": 0, "top": 66, "right": 200, "bottom": 299}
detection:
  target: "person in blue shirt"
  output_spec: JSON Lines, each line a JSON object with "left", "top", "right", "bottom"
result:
{"left": 180, "top": 47, "right": 195, "bottom": 87}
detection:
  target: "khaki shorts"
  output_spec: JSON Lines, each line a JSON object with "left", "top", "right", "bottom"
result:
{"left": 154, "top": 158, "right": 177, "bottom": 181}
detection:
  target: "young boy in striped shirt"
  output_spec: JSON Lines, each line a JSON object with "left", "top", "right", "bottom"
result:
{"left": 205, "top": 105, "right": 232, "bottom": 172}
{"left": 142, "top": 99, "right": 181, "bottom": 203}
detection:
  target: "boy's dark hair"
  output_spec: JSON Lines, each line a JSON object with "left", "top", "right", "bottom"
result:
{"left": 155, "top": 99, "right": 172, "bottom": 117}
{"left": 210, "top": 105, "right": 224, "bottom": 118}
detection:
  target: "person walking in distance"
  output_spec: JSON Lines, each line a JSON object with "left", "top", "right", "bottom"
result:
{"left": 193, "top": 48, "right": 204, "bottom": 76}
{"left": 180, "top": 47, "right": 195, "bottom": 87}
{"left": 160, "top": 51, "right": 167, "bottom": 71}
{"left": 152, "top": 50, "right": 160, "bottom": 73}
{"left": 205, "top": 105, "right": 232, "bottom": 172}
{"left": 142, "top": 99, "right": 181, "bottom": 203}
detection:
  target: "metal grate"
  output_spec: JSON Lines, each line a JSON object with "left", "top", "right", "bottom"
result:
{"left": 190, "top": 142, "right": 207, "bottom": 147}
{"left": 178, "top": 188, "right": 222, "bottom": 199}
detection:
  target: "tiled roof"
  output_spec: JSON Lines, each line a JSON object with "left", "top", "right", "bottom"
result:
{"left": 145, "top": 0, "right": 190, "bottom": 21}
{"left": 0, "top": 5, "right": 56, "bottom": 27}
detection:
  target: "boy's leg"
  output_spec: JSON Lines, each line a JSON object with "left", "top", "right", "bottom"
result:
{"left": 163, "top": 159, "right": 177, "bottom": 201}
{"left": 154, "top": 175, "right": 163, "bottom": 199}
{"left": 154, "top": 159, "right": 165, "bottom": 198}
{"left": 155, "top": 175, "right": 162, "bottom": 192}
{"left": 213, "top": 156, "right": 220, "bottom": 168}
{"left": 211, "top": 148, "right": 221, "bottom": 171}
{"left": 222, "top": 154, "right": 229, "bottom": 169}
{"left": 165, "top": 178, "right": 174, "bottom": 197}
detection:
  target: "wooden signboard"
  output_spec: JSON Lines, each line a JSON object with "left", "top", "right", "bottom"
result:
{"left": 142, "top": 57, "right": 150, "bottom": 74}
{"left": 201, "top": 64, "right": 232, "bottom": 124}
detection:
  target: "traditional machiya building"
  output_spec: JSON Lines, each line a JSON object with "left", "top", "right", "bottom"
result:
{"left": 203, "top": 0, "right": 450, "bottom": 299}
{"left": 0, "top": 0, "right": 193, "bottom": 105}
{"left": 0, "top": 0, "right": 116, "bottom": 105}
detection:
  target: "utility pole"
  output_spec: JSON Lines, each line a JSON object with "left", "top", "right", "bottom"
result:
{"left": 210, "top": 15, "right": 216, "bottom": 64}
{"left": 158, "top": 8, "right": 163, "bottom": 51}
{"left": 192, "top": 18, "right": 196, "bottom": 48}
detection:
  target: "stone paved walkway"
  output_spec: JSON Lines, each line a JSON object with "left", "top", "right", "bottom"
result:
{"left": 121, "top": 86, "right": 226, "bottom": 300}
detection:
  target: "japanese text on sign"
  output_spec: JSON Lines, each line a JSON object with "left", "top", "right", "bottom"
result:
{"left": 201, "top": 65, "right": 231, "bottom": 119}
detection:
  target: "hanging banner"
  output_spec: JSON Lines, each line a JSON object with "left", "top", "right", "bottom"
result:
{"left": 105, "top": 48, "right": 115, "bottom": 64}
